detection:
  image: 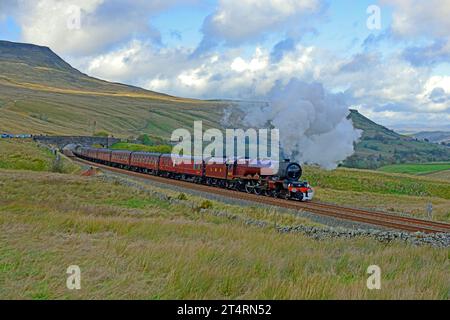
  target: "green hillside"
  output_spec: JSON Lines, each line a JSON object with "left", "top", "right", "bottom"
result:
{"left": 0, "top": 40, "right": 225, "bottom": 137}
{"left": 0, "top": 40, "right": 176, "bottom": 96}
{"left": 378, "top": 163, "right": 450, "bottom": 175}
{"left": 344, "top": 110, "right": 450, "bottom": 169}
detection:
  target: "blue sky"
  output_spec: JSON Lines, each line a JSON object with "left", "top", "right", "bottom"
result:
{"left": 0, "top": 16, "right": 20, "bottom": 41}
{"left": 1, "top": 0, "right": 449, "bottom": 131}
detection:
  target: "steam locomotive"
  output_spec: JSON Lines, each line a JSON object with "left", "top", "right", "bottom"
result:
{"left": 73, "top": 147, "right": 314, "bottom": 201}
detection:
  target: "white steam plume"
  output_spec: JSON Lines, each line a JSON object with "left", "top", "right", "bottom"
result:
{"left": 240, "top": 78, "right": 362, "bottom": 169}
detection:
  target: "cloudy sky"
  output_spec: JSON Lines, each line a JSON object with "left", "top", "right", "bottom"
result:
{"left": 1, "top": 0, "right": 449, "bottom": 131}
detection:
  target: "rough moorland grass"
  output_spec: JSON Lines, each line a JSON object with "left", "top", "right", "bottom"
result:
{"left": 425, "top": 170, "right": 450, "bottom": 182}
{"left": 315, "top": 187, "right": 450, "bottom": 222}
{"left": 305, "top": 165, "right": 450, "bottom": 200}
{"left": 0, "top": 80, "right": 224, "bottom": 138}
{"left": 304, "top": 166, "right": 450, "bottom": 221}
{"left": 0, "top": 139, "right": 79, "bottom": 173}
{"left": 378, "top": 163, "right": 450, "bottom": 175}
{"left": 0, "top": 170, "right": 448, "bottom": 300}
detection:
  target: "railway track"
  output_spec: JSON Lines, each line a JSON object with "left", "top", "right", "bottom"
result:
{"left": 73, "top": 157, "right": 450, "bottom": 234}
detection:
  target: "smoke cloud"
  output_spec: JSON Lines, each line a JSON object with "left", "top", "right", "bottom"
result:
{"left": 238, "top": 78, "right": 362, "bottom": 169}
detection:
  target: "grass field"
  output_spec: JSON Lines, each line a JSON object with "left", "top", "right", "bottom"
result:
{"left": 304, "top": 166, "right": 450, "bottom": 221}
{"left": 1, "top": 169, "right": 449, "bottom": 299}
{"left": 425, "top": 170, "right": 450, "bottom": 182}
{"left": 0, "top": 140, "right": 449, "bottom": 299}
{"left": 378, "top": 163, "right": 450, "bottom": 175}
{"left": 0, "top": 139, "right": 79, "bottom": 173}
{"left": 0, "top": 83, "right": 225, "bottom": 138}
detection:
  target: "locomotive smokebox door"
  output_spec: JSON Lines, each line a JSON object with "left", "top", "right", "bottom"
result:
{"left": 277, "top": 161, "right": 303, "bottom": 181}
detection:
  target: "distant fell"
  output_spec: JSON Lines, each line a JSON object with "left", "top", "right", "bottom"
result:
{"left": 0, "top": 40, "right": 78, "bottom": 72}
{"left": 345, "top": 110, "right": 450, "bottom": 169}
{"left": 0, "top": 40, "right": 181, "bottom": 98}
{"left": 411, "top": 131, "right": 450, "bottom": 144}
{"left": 0, "top": 40, "right": 223, "bottom": 137}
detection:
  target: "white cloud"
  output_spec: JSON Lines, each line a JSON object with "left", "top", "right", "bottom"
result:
{"left": 359, "top": 0, "right": 450, "bottom": 118}
{"left": 83, "top": 38, "right": 449, "bottom": 120}
{"left": 383, "top": 0, "right": 450, "bottom": 39}
{"left": 374, "top": 0, "right": 450, "bottom": 69}
{"left": 83, "top": 39, "right": 317, "bottom": 98}
{"left": 230, "top": 48, "right": 268, "bottom": 72}
{"left": 423, "top": 76, "right": 450, "bottom": 110}
{"left": 316, "top": 50, "right": 450, "bottom": 116}
{"left": 361, "top": 108, "right": 450, "bottom": 132}
{"left": 335, "top": 55, "right": 425, "bottom": 103}
{"left": 10, "top": 0, "right": 191, "bottom": 56}
{"left": 196, "top": 0, "right": 322, "bottom": 52}
{"left": 83, "top": 40, "right": 195, "bottom": 86}
{"left": 424, "top": 76, "right": 450, "bottom": 94}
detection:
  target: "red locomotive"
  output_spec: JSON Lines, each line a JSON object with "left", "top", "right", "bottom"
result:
{"left": 74, "top": 147, "right": 314, "bottom": 201}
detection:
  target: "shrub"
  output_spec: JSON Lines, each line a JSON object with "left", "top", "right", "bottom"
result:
{"left": 177, "top": 193, "right": 188, "bottom": 201}
{"left": 199, "top": 200, "right": 213, "bottom": 210}
{"left": 94, "top": 131, "right": 109, "bottom": 137}
{"left": 51, "top": 156, "right": 63, "bottom": 173}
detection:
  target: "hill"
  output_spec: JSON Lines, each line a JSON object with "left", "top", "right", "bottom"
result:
{"left": 411, "top": 131, "right": 450, "bottom": 145}
{"left": 0, "top": 40, "right": 224, "bottom": 137}
{"left": 343, "top": 110, "right": 450, "bottom": 169}
{"left": 0, "top": 40, "right": 179, "bottom": 98}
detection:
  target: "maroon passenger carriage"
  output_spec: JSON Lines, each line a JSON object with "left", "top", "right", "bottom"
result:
{"left": 130, "top": 152, "right": 159, "bottom": 173}
{"left": 73, "top": 147, "right": 314, "bottom": 201}
{"left": 110, "top": 150, "right": 132, "bottom": 168}
{"left": 97, "top": 149, "right": 112, "bottom": 163}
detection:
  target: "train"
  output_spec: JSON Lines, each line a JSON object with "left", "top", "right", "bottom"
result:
{"left": 73, "top": 147, "right": 314, "bottom": 201}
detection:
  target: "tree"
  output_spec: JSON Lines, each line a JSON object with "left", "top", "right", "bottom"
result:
{"left": 94, "top": 131, "right": 109, "bottom": 137}
{"left": 138, "top": 134, "right": 152, "bottom": 145}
